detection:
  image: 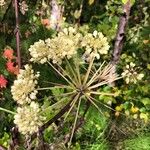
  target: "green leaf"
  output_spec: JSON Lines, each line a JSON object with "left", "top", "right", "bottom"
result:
{"left": 141, "top": 98, "right": 150, "bottom": 106}
{"left": 88, "top": 0, "right": 94, "bottom": 5}
{"left": 122, "top": 0, "right": 128, "bottom": 4}
{"left": 122, "top": 0, "right": 135, "bottom": 5}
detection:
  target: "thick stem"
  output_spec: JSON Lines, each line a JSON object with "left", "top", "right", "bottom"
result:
{"left": 31, "top": 97, "right": 76, "bottom": 140}
{"left": 9, "top": 127, "right": 19, "bottom": 150}
{"left": 111, "top": 1, "right": 131, "bottom": 65}
{"left": 14, "top": 0, "right": 21, "bottom": 69}
{"left": 109, "top": 0, "right": 132, "bottom": 86}
{"left": 0, "top": 107, "right": 16, "bottom": 115}
{"left": 50, "top": 0, "right": 63, "bottom": 30}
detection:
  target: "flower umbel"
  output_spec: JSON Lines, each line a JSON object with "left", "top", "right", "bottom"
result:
{"left": 11, "top": 64, "right": 39, "bottom": 105}
{"left": 46, "top": 27, "right": 82, "bottom": 64}
{"left": 121, "top": 62, "right": 144, "bottom": 84}
{"left": 29, "top": 28, "right": 110, "bottom": 64}
{"left": 14, "top": 102, "right": 45, "bottom": 135}
{"left": 81, "top": 30, "right": 110, "bottom": 61}
{"left": 29, "top": 40, "right": 50, "bottom": 64}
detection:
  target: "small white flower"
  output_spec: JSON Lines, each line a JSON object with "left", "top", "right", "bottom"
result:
{"left": 137, "top": 73, "right": 144, "bottom": 80}
{"left": 122, "top": 62, "right": 144, "bottom": 84}
{"left": 93, "top": 30, "right": 98, "bottom": 37}
{"left": 0, "top": 0, "right": 5, "bottom": 6}
{"left": 130, "top": 62, "right": 136, "bottom": 67}
{"left": 81, "top": 31, "right": 109, "bottom": 61}
{"left": 14, "top": 102, "right": 45, "bottom": 135}
{"left": 11, "top": 65, "right": 39, "bottom": 105}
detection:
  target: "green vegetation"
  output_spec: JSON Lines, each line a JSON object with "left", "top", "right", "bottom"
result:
{"left": 0, "top": 0, "right": 149, "bottom": 149}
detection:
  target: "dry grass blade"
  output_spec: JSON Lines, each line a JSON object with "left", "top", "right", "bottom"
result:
{"left": 48, "top": 61, "right": 76, "bottom": 88}
{"left": 89, "top": 96, "right": 126, "bottom": 117}
{"left": 83, "top": 57, "right": 95, "bottom": 85}
{"left": 56, "top": 63, "right": 78, "bottom": 87}
{"left": 69, "top": 97, "right": 81, "bottom": 146}
{"left": 90, "top": 91, "right": 115, "bottom": 96}
{"left": 89, "top": 76, "right": 122, "bottom": 90}
{"left": 86, "top": 61, "right": 106, "bottom": 87}
{"left": 65, "top": 58, "right": 80, "bottom": 86}
{"left": 37, "top": 85, "right": 73, "bottom": 91}
{"left": 74, "top": 58, "right": 82, "bottom": 85}
{"left": 64, "top": 93, "right": 80, "bottom": 121}
{"left": 85, "top": 94, "right": 104, "bottom": 116}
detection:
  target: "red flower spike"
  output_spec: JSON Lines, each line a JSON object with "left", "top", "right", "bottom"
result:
{"left": 6, "top": 61, "right": 19, "bottom": 75}
{"left": 3, "top": 49, "right": 14, "bottom": 60}
{"left": 0, "top": 75, "right": 8, "bottom": 88}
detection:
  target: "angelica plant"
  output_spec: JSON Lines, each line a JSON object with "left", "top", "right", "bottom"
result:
{"left": 11, "top": 26, "right": 121, "bottom": 146}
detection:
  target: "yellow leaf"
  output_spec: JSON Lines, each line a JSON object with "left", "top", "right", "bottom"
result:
{"left": 115, "top": 105, "right": 123, "bottom": 111}
{"left": 143, "top": 40, "right": 149, "bottom": 44}
{"left": 88, "top": 0, "right": 94, "bottom": 5}
{"left": 115, "top": 111, "right": 120, "bottom": 117}
{"left": 140, "top": 113, "right": 148, "bottom": 122}
{"left": 131, "top": 106, "right": 139, "bottom": 113}
{"left": 147, "top": 64, "right": 150, "bottom": 70}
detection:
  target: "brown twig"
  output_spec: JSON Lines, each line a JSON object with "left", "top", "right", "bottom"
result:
{"left": 64, "top": 101, "right": 91, "bottom": 144}
{"left": 30, "top": 97, "right": 75, "bottom": 142}
{"left": 9, "top": 127, "right": 19, "bottom": 150}
{"left": 111, "top": 0, "right": 132, "bottom": 65}
{"left": 108, "top": 0, "right": 132, "bottom": 143}
{"left": 14, "top": 0, "right": 21, "bottom": 69}
{"left": 74, "top": 101, "right": 90, "bottom": 133}
{"left": 37, "top": 129, "right": 45, "bottom": 150}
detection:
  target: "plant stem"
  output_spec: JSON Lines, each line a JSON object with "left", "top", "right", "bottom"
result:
{"left": 83, "top": 57, "right": 95, "bottom": 85}
{"left": 69, "top": 97, "right": 81, "bottom": 146}
{"left": 0, "top": 107, "right": 16, "bottom": 115}
{"left": 14, "top": 0, "right": 21, "bottom": 69}
{"left": 111, "top": 0, "right": 131, "bottom": 65}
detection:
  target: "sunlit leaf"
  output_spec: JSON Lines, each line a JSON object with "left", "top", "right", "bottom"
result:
{"left": 88, "top": 0, "right": 95, "bottom": 5}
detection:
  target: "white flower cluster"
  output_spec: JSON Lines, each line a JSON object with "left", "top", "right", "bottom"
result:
{"left": 11, "top": 65, "right": 39, "bottom": 105}
{"left": 121, "top": 62, "right": 144, "bottom": 84}
{"left": 29, "top": 27, "right": 82, "bottom": 64}
{"left": 29, "top": 27, "right": 110, "bottom": 64}
{"left": 29, "top": 40, "right": 50, "bottom": 64}
{"left": 14, "top": 102, "right": 45, "bottom": 135}
{"left": 45, "top": 27, "right": 82, "bottom": 64}
{"left": 81, "top": 30, "right": 110, "bottom": 61}
{"left": 0, "top": 0, "right": 5, "bottom": 6}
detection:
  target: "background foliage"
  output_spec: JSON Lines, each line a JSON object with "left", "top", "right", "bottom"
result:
{"left": 0, "top": 0, "right": 150, "bottom": 149}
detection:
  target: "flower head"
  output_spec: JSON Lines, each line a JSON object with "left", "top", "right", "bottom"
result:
{"left": 46, "top": 27, "right": 82, "bottom": 64}
{"left": 29, "top": 27, "right": 82, "bottom": 64}
{"left": 81, "top": 31, "right": 110, "bottom": 61}
{"left": 0, "top": 75, "right": 8, "bottom": 88}
{"left": 3, "top": 48, "right": 14, "bottom": 60}
{"left": 121, "top": 62, "right": 144, "bottom": 84}
{"left": 41, "top": 19, "right": 50, "bottom": 26}
{"left": 11, "top": 64, "right": 39, "bottom": 105}
{"left": 14, "top": 102, "right": 45, "bottom": 135}
{"left": 6, "top": 61, "right": 19, "bottom": 75}
{"left": 0, "top": 0, "right": 5, "bottom": 6}
{"left": 29, "top": 40, "right": 50, "bottom": 64}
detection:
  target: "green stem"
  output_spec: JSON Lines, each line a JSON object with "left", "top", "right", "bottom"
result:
{"left": 0, "top": 107, "right": 16, "bottom": 115}
{"left": 83, "top": 56, "right": 95, "bottom": 85}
